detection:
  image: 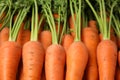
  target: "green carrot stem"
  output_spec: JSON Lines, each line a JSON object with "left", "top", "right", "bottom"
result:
{"left": 31, "top": 6, "right": 35, "bottom": 41}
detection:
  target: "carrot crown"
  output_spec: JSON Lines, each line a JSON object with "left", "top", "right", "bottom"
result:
{"left": 41, "top": 0, "right": 67, "bottom": 44}
{"left": 9, "top": 0, "right": 30, "bottom": 41}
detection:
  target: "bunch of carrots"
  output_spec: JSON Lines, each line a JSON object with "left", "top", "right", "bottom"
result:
{"left": 0, "top": 0, "right": 120, "bottom": 80}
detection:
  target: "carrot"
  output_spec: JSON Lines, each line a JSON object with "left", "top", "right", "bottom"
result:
{"left": 22, "top": 41, "right": 45, "bottom": 80}
{"left": 39, "top": 30, "right": 52, "bottom": 50}
{"left": 66, "top": 42, "right": 88, "bottom": 80}
{"left": 0, "top": 27, "right": 9, "bottom": 46}
{"left": 22, "top": 1, "right": 45, "bottom": 79}
{"left": 97, "top": 40, "right": 117, "bottom": 80}
{"left": 86, "top": 0, "right": 117, "bottom": 80}
{"left": 45, "top": 44, "right": 66, "bottom": 80}
{"left": 66, "top": 0, "right": 88, "bottom": 80}
{"left": 61, "top": 34, "right": 74, "bottom": 51}
{"left": 82, "top": 27, "right": 99, "bottom": 80}
{"left": 42, "top": 1, "right": 67, "bottom": 79}
{"left": 0, "top": 41, "right": 22, "bottom": 80}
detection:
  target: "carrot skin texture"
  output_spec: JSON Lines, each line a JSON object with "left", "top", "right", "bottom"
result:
{"left": 39, "top": 30, "right": 52, "bottom": 50}
{"left": 62, "top": 34, "right": 74, "bottom": 51}
{"left": 22, "top": 41, "right": 45, "bottom": 80}
{"left": 0, "top": 41, "right": 22, "bottom": 80}
{"left": 66, "top": 41, "right": 88, "bottom": 80}
{"left": 97, "top": 40, "right": 117, "bottom": 80}
{"left": 82, "top": 27, "right": 99, "bottom": 80}
{"left": 45, "top": 44, "right": 66, "bottom": 80}
{"left": 0, "top": 27, "right": 9, "bottom": 46}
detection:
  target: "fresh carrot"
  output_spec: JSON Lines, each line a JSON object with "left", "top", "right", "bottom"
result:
{"left": 0, "top": 27, "right": 9, "bottom": 46}
{"left": 0, "top": 41, "right": 22, "bottom": 80}
{"left": 82, "top": 27, "right": 99, "bottom": 80}
{"left": 22, "top": 1, "right": 45, "bottom": 79}
{"left": 45, "top": 44, "right": 66, "bottom": 80}
{"left": 62, "top": 34, "right": 74, "bottom": 51}
{"left": 66, "top": 0, "right": 88, "bottom": 80}
{"left": 39, "top": 30, "right": 52, "bottom": 50}
{"left": 66, "top": 41, "right": 88, "bottom": 80}
{"left": 0, "top": 1, "right": 29, "bottom": 79}
{"left": 86, "top": 0, "right": 117, "bottom": 80}
{"left": 42, "top": 1, "right": 67, "bottom": 80}
{"left": 22, "top": 41, "right": 45, "bottom": 80}
{"left": 97, "top": 40, "right": 117, "bottom": 80}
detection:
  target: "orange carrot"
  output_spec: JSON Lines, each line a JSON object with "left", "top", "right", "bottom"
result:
{"left": 22, "top": 41, "right": 45, "bottom": 80}
{"left": 97, "top": 40, "right": 117, "bottom": 80}
{"left": 0, "top": 27, "right": 9, "bottom": 46}
{"left": 45, "top": 44, "right": 66, "bottom": 80}
{"left": 61, "top": 34, "right": 74, "bottom": 51}
{"left": 39, "top": 30, "right": 52, "bottom": 50}
{"left": 66, "top": 42, "right": 88, "bottom": 80}
{"left": 82, "top": 27, "right": 99, "bottom": 80}
{"left": 0, "top": 41, "right": 22, "bottom": 80}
